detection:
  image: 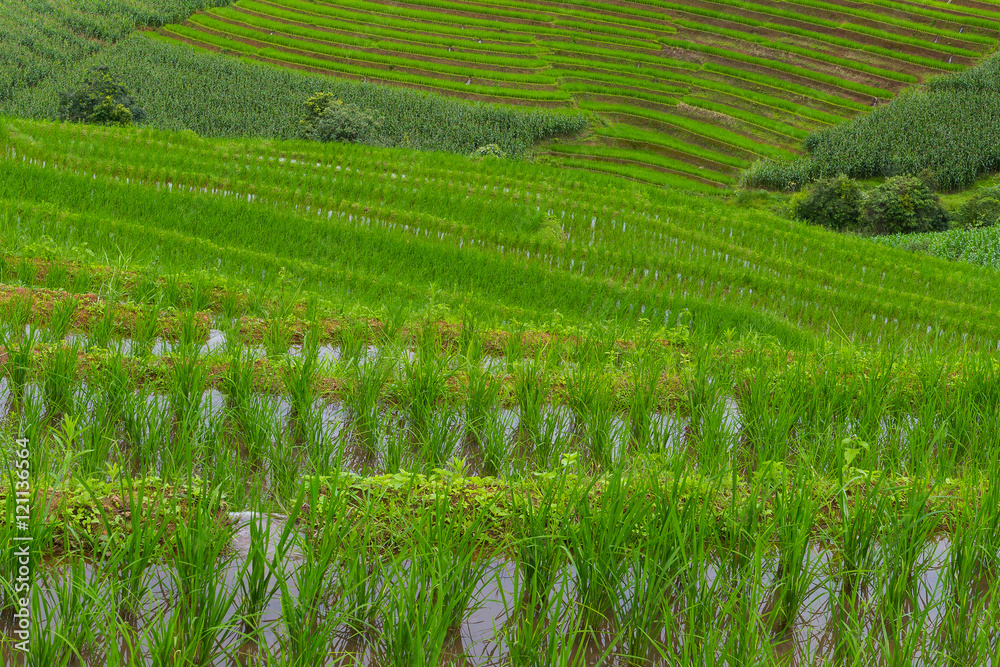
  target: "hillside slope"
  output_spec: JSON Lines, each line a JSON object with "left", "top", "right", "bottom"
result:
{"left": 4, "top": 117, "right": 999, "bottom": 351}
{"left": 153, "top": 0, "right": 1000, "bottom": 187}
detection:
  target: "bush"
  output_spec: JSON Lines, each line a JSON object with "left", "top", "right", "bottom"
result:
{"left": 861, "top": 176, "right": 949, "bottom": 235}
{"left": 470, "top": 144, "right": 507, "bottom": 159}
{"left": 791, "top": 175, "right": 862, "bottom": 231}
{"left": 299, "top": 92, "right": 383, "bottom": 144}
{"left": 58, "top": 67, "right": 145, "bottom": 126}
{"left": 955, "top": 186, "right": 1000, "bottom": 229}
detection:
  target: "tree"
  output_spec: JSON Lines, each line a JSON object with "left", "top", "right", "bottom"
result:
{"left": 299, "top": 92, "right": 383, "bottom": 144}
{"left": 861, "top": 176, "right": 949, "bottom": 235}
{"left": 59, "top": 67, "right": 145, "bottom": 127}
{"left": 791, "top": 174, "right": 862, "bottom": 231}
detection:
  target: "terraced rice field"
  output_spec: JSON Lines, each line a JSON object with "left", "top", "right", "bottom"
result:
{"left": 4, "top": 119, "right": 1000, "bottom": 665}
{"left": 7, "top": 116, "right": 1000, "bottom": 349}
{"left": 153, "top": 0, "right": 1000, "bottom": 187}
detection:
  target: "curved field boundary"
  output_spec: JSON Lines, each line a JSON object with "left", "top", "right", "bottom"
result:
{"left": 159, "top": 26, "right": 572, "bottom": 102}
{"left": 9, "top": 117, "right": 1000, "bottom": 351}
{"left": 180, "top": 17, "right": 559, "bottom": 85}
{"left": 149, "top": 0, "right": 1000, "bottom": 186}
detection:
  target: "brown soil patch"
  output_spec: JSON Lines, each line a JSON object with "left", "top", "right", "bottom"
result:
{"left": 666, "top": 42, "right": 877, "bottom": 106}
{"left": 574, "top": 92, "right": 680, "bottom": 115}
{"left": 786, "top": 0, "right": 1000, "bottom": 39}
{"left": 547, "top": 149, "right": 727, "bottom": 188}
{"left": 691, "top": 87, "right": 830, "bottom": 133}
{"left": 694, "top": 68, "right": 856, "bottom": 119}
{"left": 361, "top": 0, "right": 552, "bottom": 29}
{"left": 539, "top": 34, "right": 662, "bottom": 54}
{"left": 672, "top": 101, "right": 799, "bottom": 148}
{"left": 673, "top": 24, "right": 912, "bottom": 93}
{"left": 596, "top": 135, "right": 740, "bottom": 173}
{"left": 597, "top": 110, "right": 760, "bottom": 162}
{"left": 667, "top": 0, "right": 984, "bottom": 62}
{"left": 672, "top": 11, "right": 968, "bottom": 75}
{"left": 548, "top": 50, "right": 702, "bottom": 79}
{"left": 515, "top": 0, "right": 678, "bottom": 30}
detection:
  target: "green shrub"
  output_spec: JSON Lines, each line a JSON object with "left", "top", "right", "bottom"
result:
{"left": 58, "top": 67, "right": 145, "bottom": 126}
{"left": 791, "top": 175, "right": 862, "bottom": 231}
{"left": 916, "top": 168, "right": 939, "bottom": 192}
{"left": 956, "top": 186, "right": 1000, "bottom": 229}
{"left": 861, "top": 176, "right": 949, "bottom": 235}
{"left": 470, "top": 144, "right": 507, "bottom": 159}
{"left": 299, "top": 92, "right": 384, "bottom": 144}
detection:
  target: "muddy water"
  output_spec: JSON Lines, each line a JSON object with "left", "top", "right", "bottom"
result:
{"left": 1, "top": 529, "right": 995, "bottom": 666}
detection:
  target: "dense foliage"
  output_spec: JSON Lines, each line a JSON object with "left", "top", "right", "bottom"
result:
{"left": 743, "top": 53, "right": 1000, "bottom": 192}
{"left": 0, "top": 0, "right": 233, "bottom": 102}
{"left": 956, "top": 186, "right": 1000, "bottom": 229}
{"left": 299, "top": 93, "right": 385, "bottom": 145}
{"left": 58, "top": 67, "right": 145, "bottom": 127}
{"left": 861, "top": 177, "right": 949, "bottom": 236}
{"left": 2, "top": 36, "right": 586, "bottom": 158}
{"left": 791, "top": 175, "right": 862, "bottom": 232}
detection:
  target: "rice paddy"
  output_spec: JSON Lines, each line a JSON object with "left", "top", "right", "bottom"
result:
{"left": 4, "top": 0, "right": 1000, "bottom": 661}
{"left": 2, "top": 116, "right": 1000, "bottom": 664}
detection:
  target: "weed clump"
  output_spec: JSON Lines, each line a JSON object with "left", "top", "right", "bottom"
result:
{"left": 470, "top": 143, "right": 507, "bottom": 159}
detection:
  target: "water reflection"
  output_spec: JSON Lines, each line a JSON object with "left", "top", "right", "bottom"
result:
{"left": 1, "top": 533, "right": 996, "bottom": 666}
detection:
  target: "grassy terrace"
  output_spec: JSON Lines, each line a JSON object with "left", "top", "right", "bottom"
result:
{"left": 2, "top": 120, "right": 1000, "bottom": 663}
{"left": 6, "top": 117, "right": 1000, "bottom": 347}
{"left": 152, "top": 0, "right": 1000, "bottom": 187}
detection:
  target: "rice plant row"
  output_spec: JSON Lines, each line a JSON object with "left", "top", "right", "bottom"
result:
{"left": 146, "top": 0, "right": 1000, "bottom": 184}
{"left": 4, "top": 118, "right": 1000, "bottom": 350}
{"left": 4, "top": 132, "right": 1000, "bottom": 660}
{"left": 2, "top": 363, "right": 1000, "bottom": 663}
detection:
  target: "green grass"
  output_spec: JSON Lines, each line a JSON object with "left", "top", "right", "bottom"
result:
{"left": 11, "top": 117, "right": 1000, "bottom": 347}
{"left": 3, "top": 0, "right": 1000, "bottom": 660}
